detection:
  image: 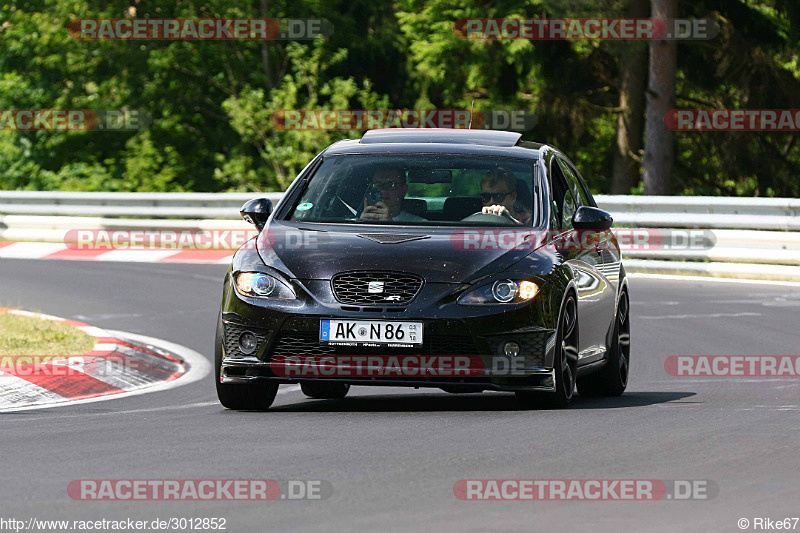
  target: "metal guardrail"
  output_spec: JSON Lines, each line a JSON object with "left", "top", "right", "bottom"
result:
{"left": 0, "top": 191, "right": 282, "bottom": 219}
{"left": 2, "top": 191, "right": 799, "bottom": 280}
{"left": 595, "top": 195, "right": 800, "bottom": 231}
{"left": 2, "top": 191, "right": 799, "bottom": 227}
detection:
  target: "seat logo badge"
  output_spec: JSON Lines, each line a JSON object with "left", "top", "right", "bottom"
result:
{"left": 367, "top": 281, "right": 384, "bottom": 293}
{"left": 385, "top": 295, "right": 401, "bottom": 301}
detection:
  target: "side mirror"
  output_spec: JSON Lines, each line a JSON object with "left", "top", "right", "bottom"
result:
{"left": 572, "top": 205, "right": 613, "bottom": 231}
{"left": 240, "top": 198, "right": 273, "bottom": 231}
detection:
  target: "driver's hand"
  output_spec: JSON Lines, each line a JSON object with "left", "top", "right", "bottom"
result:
{"left": 482, "top": 205, "right": 521, "bottom": 224}
{"left": 361, "top": 200, "right": 390, "bottom": 221}
{"left": 482, "top": 205, "right": 510, "bottom": 217}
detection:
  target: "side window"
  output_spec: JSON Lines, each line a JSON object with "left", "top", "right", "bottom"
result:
{"left": 549, "top": 159, "right": 576, "bottom": 230}
{"left": 562, "top": 182, "right": 576, "bottom": 229}
{"left": 558, "top": 158, "right": 593, "bottom": 207}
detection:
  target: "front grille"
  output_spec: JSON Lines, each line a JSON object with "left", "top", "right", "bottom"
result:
{"left": 331, "top": 272, "right": 423, "bottom": 306}
{"left": 428, "top": 336, "right": 480, "bottom": 356}
{"left": 270, "top": 334, "right": 337, "bottom": 356}
{"left": 270, "top": 332, "right": 478, "bottom": 358}
{"left": 223, "top": 322, "right": 270, "bottom": 359}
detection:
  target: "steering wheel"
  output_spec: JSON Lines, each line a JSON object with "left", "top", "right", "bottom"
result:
{"left": 461, "top": 210, "right": 521, "bottom": 226}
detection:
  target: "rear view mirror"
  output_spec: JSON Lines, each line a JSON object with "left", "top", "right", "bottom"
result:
{"left": 407, "top": 169, "right": 453, "bottom": 184}
{"left": 240, "top": 198, "right": 273, "bottom": 231}
{"left": 572, "top": 206, "right": 613, "bottom": 231}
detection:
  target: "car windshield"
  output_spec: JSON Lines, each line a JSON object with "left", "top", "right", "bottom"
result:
{"left": 287, "top": 154, "right": 540, "bottom": 226}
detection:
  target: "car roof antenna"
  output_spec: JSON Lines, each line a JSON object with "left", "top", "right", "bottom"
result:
{"left": 468, "top": 100, "right": 475, "bottom": 129}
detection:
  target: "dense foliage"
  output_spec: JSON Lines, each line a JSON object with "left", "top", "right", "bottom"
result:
{"left": 1, "top": 0, "right": 798, "bottom": 196}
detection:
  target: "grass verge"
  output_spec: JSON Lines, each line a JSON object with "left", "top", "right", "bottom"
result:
{"left": 0, "top": 311, "right": 95, "bottom": 361}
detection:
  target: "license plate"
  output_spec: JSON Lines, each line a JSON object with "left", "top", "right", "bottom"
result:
{"left": 320, "top": 320, "right": 423, "bottom": 345}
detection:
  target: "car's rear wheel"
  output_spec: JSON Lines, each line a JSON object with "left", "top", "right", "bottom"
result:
{"left": 577, "top": 289, "right": 630, "bottom": 397}
{"left": 301, "top": 382, "right": 350, "bottom": 399}
{"left": 516, "top": 293, "right": 578, "bottom": 409}
{"left": 214, "top": 313, "right": 278, "bottom": 411}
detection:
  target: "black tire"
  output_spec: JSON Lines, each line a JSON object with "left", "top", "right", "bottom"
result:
{"left": 516, "top": 293, "right": 578, "bottom": 409}
{"left": 300, "top": 382, "right": 351, "bottom": 399}
{"left": 214, "top": 313, "right": 278, "bottom": 411}
{"left": 577, "top": 290, "right": 630, "bottom": 397}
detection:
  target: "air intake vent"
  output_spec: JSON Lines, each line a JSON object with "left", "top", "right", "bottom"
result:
{"left": 223, "top": 322, "right": 270, "bottom": 359}
{"left": 270, "top": 332, "right": 478, "bottom": 357}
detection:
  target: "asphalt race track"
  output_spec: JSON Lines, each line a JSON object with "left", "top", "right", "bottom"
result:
{"left": 2, "top": 258, "right": 799, "bottom": 532}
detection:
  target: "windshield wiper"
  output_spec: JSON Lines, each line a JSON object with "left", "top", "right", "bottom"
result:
{"left": 337, "top": 195, "right": 358, "bottom": 216}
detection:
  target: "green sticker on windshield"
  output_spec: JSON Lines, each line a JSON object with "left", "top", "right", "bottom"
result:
{"left": 297, "top": 202, "right": 313, "bottom": 211}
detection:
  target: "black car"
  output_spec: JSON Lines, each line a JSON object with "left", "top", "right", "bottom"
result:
{"left": 215, "top": 128, "right": 630, "bottom": 409}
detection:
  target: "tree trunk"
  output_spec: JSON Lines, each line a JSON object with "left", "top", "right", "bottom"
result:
{"left": 643, "top": 0, "right": 677, "bottom": 195}
{"left": 611, "top": 0, "right": 648, "bottom": 194}
{"left": 260, "top": 0, "right": 272, "bottom": 90}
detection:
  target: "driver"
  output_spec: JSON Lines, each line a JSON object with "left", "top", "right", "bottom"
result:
{"left": 480, "top": 167, "right": 532, "bottom": 225}
{"left": 360, "top": 167, "right": 426, "bottom": 222}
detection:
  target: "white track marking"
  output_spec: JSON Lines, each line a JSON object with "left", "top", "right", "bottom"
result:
{"left": 628, "top": 272, "right": 800, "bottom": 288}
{"left": 73, "top": 312, "right": 146, "bottom": 320}
{"left": 1, "top": 386, "right": 304, "bottom": 420}
{"left": 0, "top": 242, "right": 67, "bottom": 258}
{"left": 0, "top": 401, "right": 221, "bottom": 422}
{"left": 76, "top": 325, "right": 111, "bottom": 337}
{"left": 7, "top": 309, "right": 65, "bottom": 321}
{"left": 643, "top": 378, "right": 799, "bottom": 384}
{"left": 90, "top": 343, "right": 118, "bottom": 351}
{"left": 638, "top": 312, "right": 762, "bottom": 320}
{"left": 95, "top": 249, "right": 179, "bottom": 262}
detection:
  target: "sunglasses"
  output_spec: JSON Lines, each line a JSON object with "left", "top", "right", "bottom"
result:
{"left": 371, "top": 181, "right": 404, "bottom": 191}
{"left": 480, "top": 191, "right": 512, "bottom": 203}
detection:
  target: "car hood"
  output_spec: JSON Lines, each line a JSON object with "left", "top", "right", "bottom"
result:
{"left": 256, "top": 221, "right": 547, "bottom": 283}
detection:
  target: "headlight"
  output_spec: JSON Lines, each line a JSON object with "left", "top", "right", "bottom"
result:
{"left": 457, "top": 279, "right": 539, "bottom": 305}
{"left": 234, "top": 272, "right": 295, "bottom": 299}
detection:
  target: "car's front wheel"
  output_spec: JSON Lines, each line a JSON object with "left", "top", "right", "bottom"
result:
{"left": 577, "top": 289, "right": 630, "bottom": 397}
{"left": 516, "top": 293, "right": 578, "bottom": 409}
{"left": 217, "top": 379, "right": 279, "bottom": 411}
{"left": 301, "top": 382, "right": 350, "bottom": 399}
{"left": 214, "top": 314, "right": 278, "bottom": 411}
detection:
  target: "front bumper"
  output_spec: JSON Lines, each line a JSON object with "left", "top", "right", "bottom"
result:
{"left": 219, "top": 275, "right": 560, "bottom": 392}
{"left": 220, "top": 355, "right": 557, "bottom": 392}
